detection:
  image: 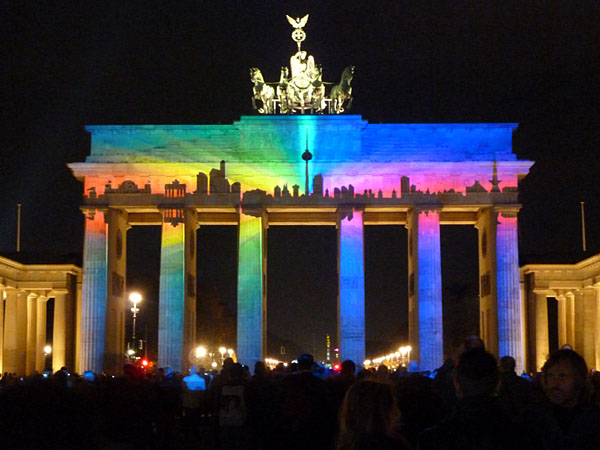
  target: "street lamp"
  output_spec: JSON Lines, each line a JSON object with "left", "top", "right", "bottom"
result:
{"left": 43, "top": 345, "right": 52, "bottom": 371}
{"left": 129, "top": 292, "right": 142, "bottom": 350}
{"left": 196, "top": 346, "right": 207, "bottom": 359}
{"left": 219, "top": 346, "right": 226, "bottom": 364}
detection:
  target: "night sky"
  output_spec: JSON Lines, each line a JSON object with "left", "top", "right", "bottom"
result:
{"left": 3, "top": 2, "right": 600, "bottom": 361}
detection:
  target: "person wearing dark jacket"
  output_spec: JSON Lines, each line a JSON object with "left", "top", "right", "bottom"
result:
{"left": 419, "top": 348, "right": 529, "bottom": 450}
{"left": 518, "top": 349, "right": 600, "bottom": 450}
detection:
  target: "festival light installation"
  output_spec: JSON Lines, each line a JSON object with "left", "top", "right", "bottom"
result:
{"left": 69, "top": 14, "right": 533, "bottom": 374}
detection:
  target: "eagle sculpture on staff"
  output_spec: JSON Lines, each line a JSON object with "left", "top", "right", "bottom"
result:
{"left": 286, "top": 14, "right": 309, "bottom": 29}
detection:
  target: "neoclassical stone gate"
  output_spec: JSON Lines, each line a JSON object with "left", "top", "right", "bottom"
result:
{"left": 69, "top": 116, "right": 533, "bottom": 374}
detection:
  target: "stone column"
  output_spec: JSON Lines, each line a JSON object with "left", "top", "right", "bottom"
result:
{"left": 183, "top": 209, "right": 199, "bottom": 371}
{"left": 26, "top": 293, "right": 38, "bottom": 374}
{"left": 582, "top": 288, "right": 597, "bottom": 370}
{"left": 0, "top": 289, "right": 4, "bottom": 374}
{"left": 595, "top": 285, "right": 600, "bottom": 371}
{"left": 16, "top": 291, "right": 28, "bottom": 375}
{"left": 407, "top": 208, "right": 443, "bottom": 372}
{"left": 565, "top": 292, "right": 575, "bottom": 347}
{"left": 237, "top": 210, "right": 266, "bottom": 369}
{"left": 495, "top": 210, "right": 524, "bottom": 373}
{"left": 574, "top": 290, "right": 585, "bottom": 354}
{"left": 533, "top": 290, "right": 550, "bottom": 371}
{"left": 105, "top": 208, "right": 129, "bottom": 374}
{"left": 476, "top": 208, "right": 498, "bottom": 356}
{"left": 35, "top": 296, "right": 47, "bottom": 372}
{"left": 406, "top": 211, "right": 419, "bottom": 366}
{"left": 338, "top": 210, "right": 365, "bottom": 366}
{"left": 158, "top": 214, "right": 186, "bottom": 371}
{"left": 74, "top": 281, "right": 82, "bottom": 374}
{"left": 556, "top": 294, "right": 568, "bottom": 347}
{"left": 3, "top": 290, "right": 18, "bottom": 374}
{"left": 80, "top": 209, "right": 108, "bottom": 374}
{"left": 52, "top": 291, "right": 68, "bottom": 372}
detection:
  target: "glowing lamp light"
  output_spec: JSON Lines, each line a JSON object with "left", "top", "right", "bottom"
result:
{"left": 141, "top": 359, "right": 149, "bottom": 367}
{"left": 43, "top": 345, "right": 52, "bottom": 354}
{"left": 364, "top": 359, "right": 371, "bottom": 367}
{"left": 219, "top": 346, "right": 227, "bottom": 355}
{"left": 211, "top": 361, "right": 218, "bottom": 368}
{"left": 196, "top": 346, "right": 207, "bottom": 358}
{"left": 227, "top": 349, "right": 234, "bottom": 356}
{"left": 127, "top": 349, "right": 135, "bottom": 356}
{"left": 333, "top": 363, "right": 341, "bottom": 371}
{"left": 129, "top": 292, "right": 142, "bottom": 305}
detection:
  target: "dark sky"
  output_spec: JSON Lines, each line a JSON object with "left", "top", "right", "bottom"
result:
{"left": 3, "top": 1, "right": 600, "bottom": 360}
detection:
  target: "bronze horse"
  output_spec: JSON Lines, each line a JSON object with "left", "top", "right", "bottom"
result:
{"left": 330, "top": 65, "right": 354, "bottom": 114}
{"left": 250, "top": 67, "right": 275, "bottom": 114}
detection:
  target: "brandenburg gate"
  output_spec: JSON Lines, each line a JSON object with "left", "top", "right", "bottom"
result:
{"left": 68, "top": 15, "right": 534, "bottom": 374}
{"left": 69, "top": 116, "right": 533, "bottom": 374}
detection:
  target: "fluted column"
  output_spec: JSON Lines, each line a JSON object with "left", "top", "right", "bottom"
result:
{"left": 52, "top": 291, "right": 68, "bottom": 371}
{"left": 35, "top": 296, "right": 47, "bottom": 372}
{"left": 26, "top": 293, "right": 38, "bottom": 374}
{"left": 3, "top": 290, "right": 18, "bottom": 374}
{"left": 183, "top": 209, "right": 199, "bottom": 371}
{"left": 338, "top": 210, "right": 365, "bottom": 366}
{"left": 595, "top": 285, "right": 600, "bottom": 371}
{"left": 496, "top": 211, "right": 524, "bottom": 372}
{"left": 105, "top": 209, "right": 129, "bottom": 374}
{"left": 556, "top": 294, "right": 568, "bottom": 347}
{"left": 476, "top": 208, "right": 498, "bottom": 356}
{"left": 237, "top": 210, "right": 265, "bottom": 368}
{"left": 80, "top": 210, "right": 108, "bottom": 373}
{"left": 533, "top": 290, "right": 549, "bottom": 371}
{"left": 158, "top": 216, "right": 186, "bottom": 371}
{"left": 565, "top": 292, "right": 575, "bottom": 347}
{"left": 582, "top": 288, "right": 597, "bottom": 370}
{"left": 408, "top": 208, "right": 443, "bottom": 372}
{"left": 16, "top": 291, "right": 28, "bottom": 375}
{"left": 0, "top": 289, "right": 4, "bottom": 374}
{"left": 574, "top": 290, "right": 585, "bottom": 354}
{"left": 74, "top": 282, "right": 82, "bottom": 374}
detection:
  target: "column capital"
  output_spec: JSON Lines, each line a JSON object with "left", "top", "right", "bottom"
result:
{"left": 493, "top": 206, "right": 521, "bottom": 218}
{"left": 80, "top": 207, "right": 109, "bottom": 221}
{"left": 412, "top": 206, "right": 442, "bottom": 215}
{"left": 49, "top": 289, "right": 70, "bottom": 296}
{"left": 107, "top": 207, "right": 132, "bottom": 230}
{"left": 184, "top": 208, "right": 200, "bottom": 230}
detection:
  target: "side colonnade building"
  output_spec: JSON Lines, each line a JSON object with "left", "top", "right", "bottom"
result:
{"left": 68, "top": 115, "right": 535, "bottom": 375}
{"left": 522, "top": 254, "right": 600, "bottom": 373}
{"left": 0, "top": 255, "right": 81, "bottom": 375}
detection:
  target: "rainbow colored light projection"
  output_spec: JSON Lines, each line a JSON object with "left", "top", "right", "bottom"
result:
{"left": 236, "top": 213, "right": 264, "bottom": 368}
{"left": 79, "top": 211, "right": 108, "bottom": 374}
{"left": 496, "top": 215, "right": 523, "bottom": 369}
{"left": 416, "top": 211, "right": 443, "bottom": 371}
{"left": 339, "top": 211, "right": 366, "bottom": 365}
{"left": 158, "top": 221, "right": 185, "bottom": 371}
{"left": 71, "top": 115, "right": 533, "bottom": 372}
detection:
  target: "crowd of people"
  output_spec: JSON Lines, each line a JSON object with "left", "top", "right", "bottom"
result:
{"left": 1, "top": 339, "right": 600, "bottom": 449}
